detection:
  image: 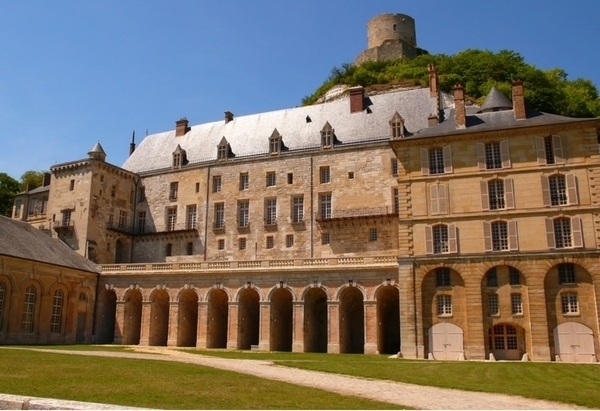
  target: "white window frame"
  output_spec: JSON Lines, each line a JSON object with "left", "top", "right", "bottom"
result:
{"left": 265, "top": 198, "right": 277, "bottom": 225}
{"left": 238, "top": 200, "right": 249, "bottom": 228}
{"left": 561, "top": 293, "right": 579, "bottom": 315}
{"left": 166, "top": 207, "right": 177, "bottom": 231}
{"left": 186, "top": 205, "right": 197, "bottom": 229}
{"left": 214, "top": 203, "right": 225, "bottom": 229}
{"left": 50, "top": 290, "right": 63, "bottom": 333}
{"left": 22, "top": 286, "right": 36, "bottom": 333}
{"left": 320, "top": 166, "right": 331, "bottom": 184}
{"left": 292, "top": 196, "right": 304, "bottom": 223}
{"left": 239, "top": 173, "right": 249, "bottom": 190}
{"left": 511, "top": 293, "right": 523, "bottom": 315}
{"left": 488, "top": 293, "right": 499, "bottom": 316}
{"left": 319, "top": 193, "right": 332, "bottom": 220}
{"left": 437, "top": 295, "right": 452, "bottom": 316}
{"left": 266, "top": 172, "right": 276, "bottom": 187}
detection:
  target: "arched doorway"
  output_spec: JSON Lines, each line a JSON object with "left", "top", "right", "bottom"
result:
{"left": 177, "top": 289, "right": 198, "bottom": 347}
{"left": 149, "top": 289, "right": 169, "bottom": 346}
{"left": 428, "top": 323, "right": 464, "bottom": 360}
{"left": 270, "top": 288, "right": 293, "bottom": 352}
{"left": 339, "top": 286, "right": 364, "bottom": 354}
{"left": 488, "top": 323, "right": 525, "bottom": 360}
{"left": 95, "top": 289, "right": 116, "bottom": 344}
{"left": 304, "top": 287, "right": 328, "bottom": 353}
{"left": 376, "top": 285, "right": 400, "bottom": 355}
{"left": 207, "top": 288, "right": 228, "bottom": 348}
{"left": 554, "top": 322, "right": 596, "bottom": 363}
{"left": 123, "top": 289, "right": 142, "bottom": 345}
{"left": 238, "top": 288, "right": 260, "bottom": 350}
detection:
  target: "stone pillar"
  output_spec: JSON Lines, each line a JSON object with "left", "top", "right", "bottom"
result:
{"left": 114, "top": 301, "right": 125, "bottom": 344}
{"left": 464, "top": 275, "right": 485, "bottom": 360}
{"left": 327, "top": 301, "right": 340, "bottom": 353}
{"left": 64, "top": 296, "right": 78, "bottom": 344}
{"left": 364, "top": 300, "right": 377, "bottom": 354}
{"left": 197, "top": 302, "right": 208, "bottom": 349}
{"left": 39, "top": 295, "right": 52, "bottom": 343}
{"left": 527, "top": 268, "right": 552, "bottom": 361}
{"left": 138, "top": 302, "right": 151, "bottom": 346}
{"left": 259, "top": 302, "right": 271, "bottom": 351}
{"left": 399, "top": 259, "right": 422, "bottom": 358}
{"left": 227, "top": 302, "right": 239, "bottom": 349}
{"left": 292, "top": 302, "right": 304, "bottom": 352}
{"left": 167, "top": 302, "right": 179, "bottom": 347}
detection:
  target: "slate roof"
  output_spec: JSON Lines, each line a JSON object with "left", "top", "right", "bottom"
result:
{"left": 122, "top": 88, "right": 447, "bottom": 173}
{"left": 0, "top": 216, "right": 99, "bottom": 274}
{"left": 16, "top": 185, "right": 50, "bottom": 196}
{"left": 478, "top": 87, "right": 513, "bottom": 113}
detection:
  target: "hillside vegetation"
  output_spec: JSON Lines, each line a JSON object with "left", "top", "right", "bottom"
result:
{"left": 302, "top": 49, "right": 600, "bottom": 118}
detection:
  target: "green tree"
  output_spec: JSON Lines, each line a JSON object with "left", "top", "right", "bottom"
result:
{"left": 19, "top": 170, "right": 46, "bottom": 191}
{"left": 0, "top": 173, "right": 20, "bottom": 217}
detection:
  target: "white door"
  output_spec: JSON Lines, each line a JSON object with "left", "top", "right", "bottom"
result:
{"left": 429, "top": 323, "right": 463, "bottom": 360}
{"left": 554, "top": 322, "right": 595, "bottom": 363}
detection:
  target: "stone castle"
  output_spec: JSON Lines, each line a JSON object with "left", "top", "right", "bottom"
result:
{"left": 4, "top": 14, "right": 600, "bottom": 363}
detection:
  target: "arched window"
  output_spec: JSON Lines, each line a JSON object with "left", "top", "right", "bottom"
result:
{"left": 22, "top": 286, "right": 36, "bottom": 333}
{"left": 51, "top": 290, "right": 63, "bottom": 333}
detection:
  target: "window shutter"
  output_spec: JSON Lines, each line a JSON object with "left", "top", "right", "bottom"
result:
{"left": 421, "top": 148, "right": 430, "bottom": 176}
{"left": 448, "top": 224, "right": 457, "bottom": 253}
{"left": 425, "top": 226, "right": 433, "bottom": 254}
{"left": 541, "top": 175, "right": 551, "bottom": 207}
{"left": 508, "top": 220, "right": 519, "bottom": 250}
{"left": 571, "top": 216, "right": 583, "bottom": 248}
{"left": 483, "top": 222, "right": 493, "bottom": 252}
{"left": 545, "top": 218, "right": 556, "bottom": 249}
{"left": 500, "top": 140, "right": 511, "bottom": 168}
{"left": 566, "top": 173, "right": 578, "bottom": 205}
{"left": 438, "top": 184, "right": 448, "bottom": 214}
{"left": 480, "top": 181, "right": 489, "bottom": 211}
{"left": 430, "top": 184, "right": 439, "bottom": 215}
{"left": 476, "top": 142, "right": 486, "bottom": 170}
{"left": 553, "top": 135, "right": 565, "bottom": 164}
{"left": 443, "top": 145, "right": 453, "bottom": 173}
{"left": 536, "top": 137, "right": 546, "bottom": 165}
{"left": 504, "top": 178, "right": 515, "bottom": 209}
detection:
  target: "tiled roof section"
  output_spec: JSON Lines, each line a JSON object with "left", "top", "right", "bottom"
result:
{"left": 478, "top": 87, "right": 513, "bottom": 113}
{"left": 0, "top": 216, "right": 99, "bottom": 273}
{"left": 16, "top": 185, "right": 50, "bottom": 196}
{"left": 122, "top": 88, "right": 445, "bottom": 173}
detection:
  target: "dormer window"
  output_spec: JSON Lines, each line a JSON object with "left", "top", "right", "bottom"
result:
{"left": 172, "top": 144, "right": 187, "bottom": 169}
{"left": 269, "top": 129, "right": 282, "bottom": 155}
{"left": 321, "top": 122, "right": 334, "bottom": 149}
{"left": 390, "top": 112, "right": 405, "bottom": 139}
{"left": 217, "top": 137, "right": 233, "bottom": 161}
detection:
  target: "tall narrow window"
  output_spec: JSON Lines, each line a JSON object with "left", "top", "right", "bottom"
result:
{"left": 320, "top": 166, "right": 331, "bottom": 184}
{"left": 0, "top": 282, "right": 5, "bottom": 330}
{"left": 486, "top": 268, "right": 498, "bottom": 287}
{"left": 186, "top": 205, "right": 197, "bottom": 229}
{"left": 435, "top": 267, "right": 451, "bottom": 287}
{"left": 509, "top": 267, "right": 521, "bottom": 285}
{"left": 214, "top": 203, "right": 225, "bottom": 229}
{"left": 429, "top": 148, "right": 444, "bottom": 174}
{"left": 437, "top": 295, "right": 452, "bottom": 316}
{"left": 392, "top": 188, "right": 399, "bottom": 214}
{"left": 320, "top": 122, "right": 334, "bottom": 148}
{"left": 137, "top": 211, "right": 146, "bottom": 234}
{"left": 561, "top": 293, "right": 579, "bottom": 314}
{"left": 321, "top": 232, "right": 330, "bottom": 245}
{"left": 319, "top": 193, "right": 332, "bottom": 219}
{"left": 421, "top": 146, "right": 452, "bottom": 175}
{"left": 166, "top": 243, "right": 172, "bottom": 256}
{"left": 265, "top": 199, "right": 277, "bottom": 225}
{"left": 432, "top": 225, "right": 448, "bottom": 254}
{"left": 238, "top": 200, "right": 249, "bottom": 227}
{"left": 22, "top": 286, "right": 36, "bottom": 333}
{"left": 558, "top": 263, "right": 576, "bottom": 284}
{"left": 488, "top": 293, "right": 499, "bottom": 316}
{"left": 429, "top": 183, "right": 448, "bottom": 215}
{"left": 511, "top": 293, "right": 523, "bottom": 315}
{"left": 239, "top": 237, "right": 247, "bottom": 250}
{"left": 536, "top": 135, "right": 564, "bottom": 165}
{"left": 391, "top": 159, "right": 399, "bottom": 176}
{"left": 217, "top": 137, "right": 231, "bottom": 161}
{"left": 369, "top": 228, "right": 378, "bottom": 242}
{"left": 477, "top": 140, "right": 510, "bottom": 170}
{"left": 169, "top": 182, "right": 178, "bottom": 201}
{"left": 266, "top": 172, "right": 276, "bottom": 187}
{"left": 488, "top": 180, "right": 505, "bottom": 210}
{"left": 62, "top": 210, "right": 72, "bottom": 227}
{"left": 118, "top": 210, "right": 127, "bottom": 229}
{"left": 269, "top": 129, "right": 282, "bottom": 154}
{"left": 239, "top": 173, "right": 249, "bottom": 190}
{"left": 266, "top": 236, "right": 274, "bottom": 249}
{"left": 491, "top": 221, "right": 509, "bottom": 251}
{"left": 166, "top": 207, "right": 177, "bottom": 231}
{"left": 69, "top": 180, "right": 75, "bottom": 191}
{"left": 286, "top": 234, "right": 294, "bottom": 248}
{"left": 554, "top": 218, "right": 572, "bottom": 248}
{"left": 549, "top": 175, "right": 568, "bottom": 206}
{"left": 425, "top": 224, "right": 457, "bottom": 255}
{"left": 484, "top": 220, "right": 518, "bottom": 252}
{"left": 50, "top": 290, "right": 63, "bottom": 333}
{"left": 213, "top": 176, "right": 222, "bottom": 193}
{"left": 138, "top": 187, "right": 146, "bottom": 203}
{"left": 389, "top": 112, "right": 404, "bottom": 139}
{"left": 187, "top": 242, "right": 193, "bottom": 255}
{"left": 485, "top": 142, "right": 502, "bottom": 169}
{"left": 292, "top": 196, "right": 304, "bottom": 223}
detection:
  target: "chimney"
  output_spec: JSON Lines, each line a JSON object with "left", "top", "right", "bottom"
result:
{"left": 428, "top": 114, "right": 439, "bottom": 127}
{"left": 349, "top": 86, "right": 365, "bottom": 113}
{"left": 453, "top": 84, "right": 466, "bottom": 129}
{"left": 225, "top": 111, "right": 234, "bottom": 124}
{"left": 129, "top": 130, "right": 136, "bottom": 155}
{"left": 42, "top": 173, "right": 51, "bottom": 187}
{"left": 428, "top": 64, "right": 438, "bottom": 98}
{"left": 175, "top": 118, "right": 189, "bottom": 137}
{"left": 512, "top": 80, "right": 526, "bottom": 120}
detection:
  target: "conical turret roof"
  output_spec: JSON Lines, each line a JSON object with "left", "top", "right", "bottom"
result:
{"left": 88, "top": 141, "right": 107, "bottom": 161}
{"left": 478, "top": 87, "right": 513, "bottom": 113}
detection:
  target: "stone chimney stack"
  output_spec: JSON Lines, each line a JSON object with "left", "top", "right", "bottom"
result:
{"left": 428, "top": 114, "right": 439, "bottom": 127}
{"left": 349, "top": 86, "right": 365, "bottom": 113}
{"left": 453, "top": 84, "right": 466, "bottom": 129}
{"left": 512, "top": 80, "right": 526, "bottom": 120}
{"left": 42, "top": 172, "right": 51, "bottom": 187}
{"left": 428, "top": 64, "right": 438, "bottom": 98}
{"left": 175, "top": 118, "right": 189, "bottom": 137}
{"left": 225, "top": 111, "right": 234, "bottom": 124}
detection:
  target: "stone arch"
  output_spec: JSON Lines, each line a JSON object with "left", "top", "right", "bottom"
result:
{"left": 237, "top": 287, "right": 260, "bottom": 349}
{"left": 270, "top": 287, "right": 293, "bottom": 352}
{"left": 487, "top": 322, "right": 526, "bottom": 360}
{"left": 303, "top": 286, "right": 328, "bottom": 353}
{"left": 300, "top": 284, "right": 331, "bottom": 301}
{"left": 149, "top": 288, "right": 170, "bottom": 346}
{"left": 48, "top": 283, "right": 69, "bottom": 336}
{"left": 19, "top": 280, "right": 43, "bottom": 335}
{"left": 176, "top": 286, "right": 201, "bottom": 302}
{"left": 122, "top": 288, "right": 143, "bottom": 345}
{"left": 375, "top": 284, "right": 400, "bottom": 355}
{"left": 177, "top": 288, "right": 199, "bottom": 347}
{"left": 206, "top": 287, "right": 228, "bottom": 349}
{"left": 19, "top": 278, "right": 45, "bottom": 295}
{"left": 339, "top": 286, "right": 364, "bottom": 354}
{"left": 234, "top": 284, "right": 265, "bottom": 302}
{"left": 267, "top": 284, "right": 297, "bottom": 302}
{"left": 0, "top": 275, "right": 14, "bottom": 334}
{"left": 334, "top": 282, "right": 367, "bottom": 302}
{"left": 95, "top": 288, "right": 117, "bottom": 344}
{"left": 74, "top": 286, "right": 93, "bottom": 343}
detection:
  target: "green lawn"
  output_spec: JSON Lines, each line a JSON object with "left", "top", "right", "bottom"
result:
{"left": 185, "top": 349, "right": 600, "bottom": 409}
{"left": 0, "top": 348, "right": 399, "bottom": 410}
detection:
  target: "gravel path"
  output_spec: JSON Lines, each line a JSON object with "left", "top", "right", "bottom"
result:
{"left": 5, "top": 347, "right": 588, "bottom": 410}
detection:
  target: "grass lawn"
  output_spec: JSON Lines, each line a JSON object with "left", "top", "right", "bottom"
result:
{"left": 0, "top": 348, "right": 399, "bottom": 410}
{"left": 186, "top": 349, "right": 600, "bottom": 409}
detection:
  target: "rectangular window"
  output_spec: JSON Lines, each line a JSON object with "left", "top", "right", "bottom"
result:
{"left": 554, "top": 218, "right": 572, "bottom": 248}
{"left": 488, "top": 294, "right": 499, "bottom": 316}
{"left": 166, "top": 207, "right": 177, "bottom": 231}
{"left": 320, "top": 166, "right": 330, "bottom": 184}
{"left": 511, "top": 293, "right": 523, "bottom": 315}
{"left": 137, "top": 211, "right": 146, "bottom": 234}
{"left": 213, "top": 176, "right": 222, "bottom": 193}
{"left": 195, "top": 182, "right": 200, "bottom": 193}
{"left": 549, "top": 175, "right": 568, "bottom": 206}
{"left": 287, "top": 173, "right": 293, "bottom": 184}
{"left": 433, "top": 225, "right": 448, "bottom": 254}
{"left": 319, "top": 193, "right": 332, "bottom": 219}
{"left": 322, "top": 232, "right": 330, "bottom": 245}
{"left": 437, "top": 295, "right": 452, "bottom": 316}
{"left": 238, "top": 200, "right": 249, "bottom": 228}
{"left": 50, "top": 291, "right": 63, "bottom": 333}
{"left": 429, "top": 148, "right": 444, "bottom": 174}
{"left": 558, "top": 263, "right": 576, "bottom": 284}
{"left": 488, "top": 180, "right": 506, "bottom": 210}
{"left": 561, "top": 293, "right": 579, "bottom": 314}
{"left": 218, "top": 239, "right": 225, "bottom": 250}
{"left": 265, "top": 198, "right": 277, "bottom": 225}
{"left": 544, "top": 136, "right": 555, "bottom": 165}
{"left": 491, "top": 221, "right": 509, "bottom": 251}
{"left": 111, "top": 185, "right": 116, "bottom": 198}
{"left": 436, "top": 267, "right": 451, "bottom": 287}
{"left": 369, "top": 228, "right": 378, "bottom": 242}
{"left": 392, "top": 188, "right": 399, "bottom": 214}
{"left": 391, "top": 159, "right": 399, "bottom": 176}
{"left": 286, "top": 234, "right": 294, "bottom": 248}
{"left": 266, "top": 172, "right": 276, "bottom": 187}
{"left": 509, "top": 267, "right": 521, "bottom": 285}
{"left": 186, "top": 205, "right": 197, "bottom": 229}
{"left": 292, "top": 196, "right": 304, "bottom": 223}
{"left": 486, "top": 268, "right": 498, "bottom": 287}
{"left": 108, "top": 213, "right": 113, "bottom": 227}
{"left": 348, "top": 171, "right": 354, "bottom": 179}
{"left": 118, "top": 210, "right": 127, "bottom": 229}
{"left": 14, "top": 199, "right": 22, "bottom": 218}
{"left": 22, "top": 287, "right": 36, "bottom": 333}
{"left": 169, "top": 182, "right": 178, "bottom": 201}
{"left": 218, "top": 144, "right": 227, "bottom": 161}
{"left": 138, "top": 187, "right": 146, "bottom": 203}
{"left": 214, "top": 203, "right": 225, "bottom": 229}
{"left": 266, "top": 236, "right": 274, "bottom": 249}
{"left": 485, "top": 142, "right": 502, "bottom": 169}
{"left": 62, "top": 210, "right": 72, "bottom": 227}
{"left": 239, "top": 237, "right": 247, "bottom": 250}
{"left": 187, "top": 242, "right": 193, "bottom": 255}
{"left": 69, "top": 179, "right": 75, "bottom": 191}
{"left": 239, "top": 173, "right": 249, "bottom": 190}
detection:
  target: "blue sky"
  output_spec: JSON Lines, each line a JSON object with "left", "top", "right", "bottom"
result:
{"left": 1, "top": 1, "right": 599, "bottom": 180}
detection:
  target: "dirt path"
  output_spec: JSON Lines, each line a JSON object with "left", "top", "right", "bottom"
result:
{"left": 6, "top": 347, "right": 589, "bottom": 410}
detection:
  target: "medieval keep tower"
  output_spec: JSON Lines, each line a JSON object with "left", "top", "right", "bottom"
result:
{"left": 354, "top": 13, "right": 423, "bottom": 65}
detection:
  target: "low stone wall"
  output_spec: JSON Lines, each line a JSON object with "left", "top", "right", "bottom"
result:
{"left": 0, "top": 394, "right": 150, "bottom": 410}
